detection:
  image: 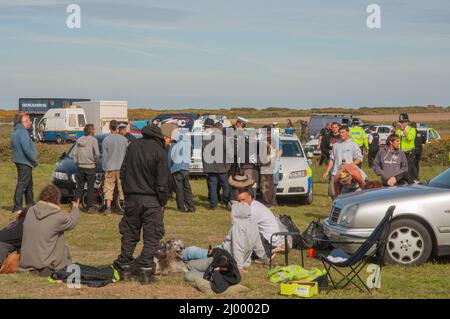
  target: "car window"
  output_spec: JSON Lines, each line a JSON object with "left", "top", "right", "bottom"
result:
{"left": 281, "top": 140, "right": 304, "bottom": 157}
{"left": 428, "top": 169, "right": 450, "bottom": 189}
{"left": 69, "top": 114, "right": 77, "bottom": 127}
{"left": 380, "top": 127, "right": 390, "bottom": 133}
{"left": 78, "top": 114, "right": 86, "bottom": 128}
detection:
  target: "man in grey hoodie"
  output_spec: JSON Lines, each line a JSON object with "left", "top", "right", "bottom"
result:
{"left": 221, "top": 201, "right": 269, "bottom": 270}
{"left": 20, "top": 184, "right": 79, "bottom": 275}
{"left": 373, "top": 134, "right": 413, "bottom": 186}
{"left": 73, "top": 124, "right": 100, "bottom": 213}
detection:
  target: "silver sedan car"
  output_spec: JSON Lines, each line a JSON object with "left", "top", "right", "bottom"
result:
{"left": 323, "top": 168, "right": 450, "bottom": 265}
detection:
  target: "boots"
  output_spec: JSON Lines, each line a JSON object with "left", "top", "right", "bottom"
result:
{"left": 113, "top": 260, "right": 132, "bottom": 282}
{"left": 138, "top": 266, "right": 156, "bottom": 285}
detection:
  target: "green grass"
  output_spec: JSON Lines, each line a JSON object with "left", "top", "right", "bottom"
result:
{"left": 0, "top": 160, "right": 449, "bottom": 299}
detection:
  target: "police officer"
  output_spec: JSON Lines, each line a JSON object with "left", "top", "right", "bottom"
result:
{"left": 367, "top": 126, "right": 380, "bottom": 168}
{"left": 349, "top": 119, "right": 368, "bottom": 166}
{"left": 412, "top": 122, "right": 426, "bottom": 180}
{"left": 231, "top": 116, "right": 259, "bottom": 195}
{"left": 396, "top": 113, "right": 417, "bottom": 180}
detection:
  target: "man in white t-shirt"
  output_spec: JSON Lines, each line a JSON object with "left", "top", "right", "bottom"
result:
{"left": 235, "top": 188, "right": 281, "bottom": 257}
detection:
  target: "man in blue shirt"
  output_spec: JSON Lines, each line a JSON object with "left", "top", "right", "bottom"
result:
{"left": 11, "top": 113, "right": 38, "bottom": 214}
{"left": 169, "top": 129, "right": 195, "bottom": 212}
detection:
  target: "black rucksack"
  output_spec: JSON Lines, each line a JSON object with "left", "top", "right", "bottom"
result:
{"left": 278, "top": 215, "right": 309, "bottom": 250}
{"left": 369, "top": 133, "right": 380, "bottom": 153}
{"left": 302, "top": 218, "right": 330, "bottom": 250}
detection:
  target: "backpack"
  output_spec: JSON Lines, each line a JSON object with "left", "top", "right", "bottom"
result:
{"left": 302, "top": 218, "right": 330, "bottom": 250}
{"left": 369, "top": 133, "right": 380, "bottom": 153}
{"left": 277, "top": 215, "right": 309, "bottom": 250}
{"left": 50, "top": 263, "right": 119, "bottom": 288}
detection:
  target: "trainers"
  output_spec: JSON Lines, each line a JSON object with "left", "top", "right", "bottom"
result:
{"left": 12, "top": 209, "right": 22, "bottom": 215}
{"left": 138, "top": 267, "right": 156, "bottom": 285}
{"left": 103, "top": 207, "right": 112, "bottom": 215}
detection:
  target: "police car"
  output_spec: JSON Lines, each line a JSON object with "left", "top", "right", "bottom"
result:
{"left": 277, "top": 133, "right": 313, "bottom": 204}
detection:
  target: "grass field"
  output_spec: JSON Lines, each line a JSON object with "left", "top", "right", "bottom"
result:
{"left": 0, "top": 156, "right": 449, "bottom": 299}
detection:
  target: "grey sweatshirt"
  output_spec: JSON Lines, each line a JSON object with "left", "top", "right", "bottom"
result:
{"left": 73, "top": 135, "right": 100, "bottom": 169}
{"left": 372, "top": 146, "right": 408, "bottom": 184}
{"left": 221, "top": 202, "right": 269, "bottom": 269}
{"left": 102, "top": 133, "right": 129, "bottom": 171}
{"left": 20, "top": 201, "right": 79, "bottom": 272}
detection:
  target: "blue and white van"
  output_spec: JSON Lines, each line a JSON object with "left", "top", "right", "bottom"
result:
{"left": 37, "top": 107, "right": 86, "bottom": 143}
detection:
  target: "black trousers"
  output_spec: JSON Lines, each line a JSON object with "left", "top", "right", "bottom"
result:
{"left": 415, "top": 151, "right": 422, "bottom": 179}
{"left": 172, "top": 170, "right": 195, "bottom": 211}
{"left": 75, "top": 167, "right": 97, "bottom": 210}
{"left": 13, "top": 163, "right": 34, "bottom": 212}
{"left": 319, "top": 150, "right": 329, "bottom": 166}
{"left": 116, "top": 195, "right": 164, "bottom": 268}
{"left": 368, "top": 151, "right": 378, "bottom": 168}
{"left": 405, "top": 152, "right": 418, "bottom": 180}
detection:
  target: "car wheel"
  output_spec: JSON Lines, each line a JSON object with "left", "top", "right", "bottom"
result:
{"left": 301, "top": 190, "right": 313, "bottom": 205}
{"left": 384, "top": 219, "right": 433, "bottom": 266}
{"left": 56, "top": 135, "right": 64, "bottom": 144}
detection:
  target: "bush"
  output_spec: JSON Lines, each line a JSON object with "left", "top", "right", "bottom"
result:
{"left": 421, "top": 137, "right": 450, "bottom": 166}
{"left": 0, "top": 138, "right": 70, "bottom": 164}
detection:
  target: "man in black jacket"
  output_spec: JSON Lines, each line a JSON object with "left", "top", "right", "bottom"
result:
{"left": 113, "top": 123, "right": 178, "bottom": 285}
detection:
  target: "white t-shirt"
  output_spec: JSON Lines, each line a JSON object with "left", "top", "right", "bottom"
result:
{"left": 250, "top": 200, "right": 281, "bottom": 246}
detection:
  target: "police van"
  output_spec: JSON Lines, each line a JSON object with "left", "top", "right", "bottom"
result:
{"left": 37, "top": 106, "right": 86, "bottom": 144}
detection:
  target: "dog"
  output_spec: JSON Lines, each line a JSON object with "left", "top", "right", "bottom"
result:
{"left": 154, "top": 239, "right": 188, "bottom": 276}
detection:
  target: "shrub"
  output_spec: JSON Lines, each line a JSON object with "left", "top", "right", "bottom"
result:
{"left": 421, "top": 137, "right": 450, "bottom": 166}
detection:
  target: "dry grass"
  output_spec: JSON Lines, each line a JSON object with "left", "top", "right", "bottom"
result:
{"left": 1, "top": 160, "right": 449, "bottom": 299}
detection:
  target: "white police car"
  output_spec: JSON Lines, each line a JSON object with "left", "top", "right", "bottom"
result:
{"left": 277, "top": 133, "right": 313, "bottom": 204}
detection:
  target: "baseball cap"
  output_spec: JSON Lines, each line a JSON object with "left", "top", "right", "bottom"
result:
{"left": 236, "top": 116, "right": 249, "bottom": 126}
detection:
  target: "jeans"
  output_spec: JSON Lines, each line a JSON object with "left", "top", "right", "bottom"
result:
{"left": 13, "top": 163, "right": 34, "bottom": 212}
{"left": 116, "top": 195, "right": 164, "bottom": 268}
{"left": 207, "top": 173, "right": 229, "bottom": 208}
{"left": 172, "top": 170, "right": 195, "bottom": 211}
{"left": 74, "top": 167, "right": 97, "bottom": 210}
{"left": 182, "top": 246, "right": 209, "bottom": 262}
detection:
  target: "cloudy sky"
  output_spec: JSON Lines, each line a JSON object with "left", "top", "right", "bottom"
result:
{"left": 1, "top": 0, "right": 449, "bottom": 109}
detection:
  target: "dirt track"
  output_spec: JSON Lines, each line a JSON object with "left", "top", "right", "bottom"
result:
{"left": 250, "top": 112, "right": 450, "bottom": 125}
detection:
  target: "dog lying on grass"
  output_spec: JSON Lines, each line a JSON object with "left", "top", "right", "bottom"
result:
{"left": 154, "top": 239, "right": 188, "bottom": 276}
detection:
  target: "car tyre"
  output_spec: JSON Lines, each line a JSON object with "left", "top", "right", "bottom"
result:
{"left": 384, "top": 218, "right": 433, "bottom": 266}
{"left": 301, "top": 190, "right": 313, "bottom": 205}
{"left": 56, "top": 135, "right": 64, "bottom": 144}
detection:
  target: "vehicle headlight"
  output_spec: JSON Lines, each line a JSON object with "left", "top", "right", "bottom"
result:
{"left": 52, "top": 171, "right": 68, "bottom": 181}
{"left": 339, "top": 204, "right": 359, "bottom": 226}
{"left": 289, "top": 170, "right": 307, "bottom": 179}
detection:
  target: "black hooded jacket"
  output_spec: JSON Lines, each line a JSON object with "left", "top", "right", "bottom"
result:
{"left": 203, "top": 248, "right": 241, "bottom": 293}
{"left": 121, "top": 125, "right": 170, "bottom": 207}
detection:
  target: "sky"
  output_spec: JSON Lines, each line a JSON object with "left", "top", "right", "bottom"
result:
{"left": 1, "top": 0, "right": 450, "bottom": 109}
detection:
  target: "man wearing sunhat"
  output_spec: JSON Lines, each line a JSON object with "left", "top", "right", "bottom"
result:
{"left": 113, "top": 123, "right": 178, "bottom": 285}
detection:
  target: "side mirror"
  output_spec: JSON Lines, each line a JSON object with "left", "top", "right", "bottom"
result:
{"left": 60, "top": 152, "right": 67, "bottom": 160}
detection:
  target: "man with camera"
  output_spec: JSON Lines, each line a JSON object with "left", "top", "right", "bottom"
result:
{"left": 395, "top": 113, "right": 418, "bottom": 180}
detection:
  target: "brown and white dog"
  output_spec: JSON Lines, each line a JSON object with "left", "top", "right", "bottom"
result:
{"left": 154, "top": 239, "right": 188, "bottom": 275}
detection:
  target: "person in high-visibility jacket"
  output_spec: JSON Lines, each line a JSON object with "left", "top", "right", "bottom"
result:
{"left": 395, "top": 113, "right": 418, "bottom": 180}
{"left": 349, "top": 119, "right": 368, "bottom": 167}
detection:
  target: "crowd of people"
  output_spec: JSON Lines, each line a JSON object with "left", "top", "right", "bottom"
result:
{"left": 319, "top": 112, "right": 424, "bottom": 199}
{"left": 3, "top": 113, "right": 288, "bottom": 289}
{"left": 1, "top": 111, "right": 428, "bottom": 289}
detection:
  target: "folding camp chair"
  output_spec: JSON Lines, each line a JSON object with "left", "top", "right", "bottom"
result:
{"left": 269, "top": 231, "right": 308, "bottom": 269}
{"left": 318, "top": 205, "right": 395, "bottom": 292}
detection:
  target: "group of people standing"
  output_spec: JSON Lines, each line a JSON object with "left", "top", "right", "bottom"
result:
{"left": 319, "top": 113, "right": 425, "bottom": 199}
{"left": 167, "top": 116, "right": 283, "bottom": 213}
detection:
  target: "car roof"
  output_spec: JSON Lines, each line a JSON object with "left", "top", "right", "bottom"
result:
{"left": 280, "top": 134, "right": 300, "bottom": 141}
